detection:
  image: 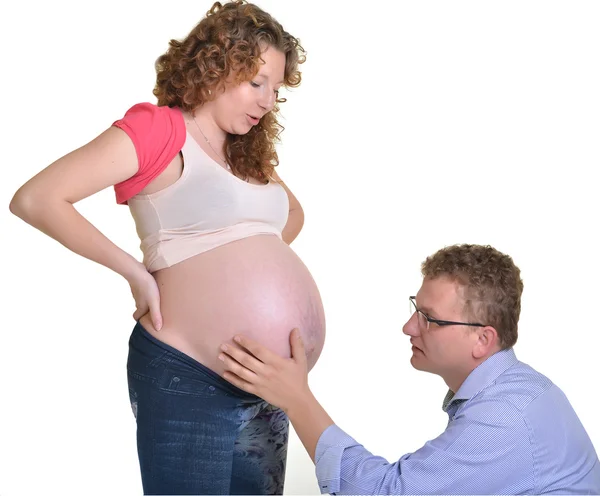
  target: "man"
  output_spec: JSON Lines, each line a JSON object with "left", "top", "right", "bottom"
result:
{"left": 217, "top": 244, "right": 600, "bottom": 494}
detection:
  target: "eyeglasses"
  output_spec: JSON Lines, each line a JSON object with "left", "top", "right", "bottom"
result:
{"left": 409, "top": 296, "right": 487, "bottom": 331}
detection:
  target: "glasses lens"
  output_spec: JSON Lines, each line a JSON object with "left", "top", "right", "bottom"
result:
{"left": 410, "top": 298, "right": 427, "bottom": 330}
{"left": 418, "top": 311, "right": 429, "bottom": 330}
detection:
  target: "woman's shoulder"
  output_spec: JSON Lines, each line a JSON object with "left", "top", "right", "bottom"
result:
{"left": 113, "top": 102, "right": 185, "bottom": 133}
{"left": 112, "top": 102, "right": 187, "bottom": 156}
{"left": 112, "top": 103, "right": 187, "bottom": 204}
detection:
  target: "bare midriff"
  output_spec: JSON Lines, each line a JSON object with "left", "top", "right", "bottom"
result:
{"left": 139, "top": 234, "right": 326, "bottom": 374}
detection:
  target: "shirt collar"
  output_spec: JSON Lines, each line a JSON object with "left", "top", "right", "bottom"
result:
{"left": 442, "top": 348, "right": 519, "bottom": 412}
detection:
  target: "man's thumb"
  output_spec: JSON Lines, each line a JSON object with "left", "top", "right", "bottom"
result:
{"left": 290, "top": 328, "right": 305, "bottom": 359}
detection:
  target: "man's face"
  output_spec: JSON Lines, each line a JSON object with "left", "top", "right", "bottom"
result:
{"left": 402, "top": 276, "right": 479, "bottom": 389}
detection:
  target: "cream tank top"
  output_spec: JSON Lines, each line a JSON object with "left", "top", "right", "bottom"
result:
{"left": 128, "top": 132, "right": 289, "bottom": 272}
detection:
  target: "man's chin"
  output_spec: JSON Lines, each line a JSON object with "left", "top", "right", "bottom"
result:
{"left": 410, "top": 353, "right": 433, "bottom": 373}
{"left": 410, "top": 354, "right": 425, "bottom": 370}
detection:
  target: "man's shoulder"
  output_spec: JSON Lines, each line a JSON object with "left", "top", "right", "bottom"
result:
{"left": 469, "top": 361, "right": 557, "bottom": 417}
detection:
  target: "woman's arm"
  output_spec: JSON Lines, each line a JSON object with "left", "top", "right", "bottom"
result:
{"left": 271, "top": 169, "right": 304, "bottom": 244}
{"left": 9, "top": 126, "right": 141, "bottom": 279}
{"left": 9, "top": 126, "right": 163, "bottom": 328}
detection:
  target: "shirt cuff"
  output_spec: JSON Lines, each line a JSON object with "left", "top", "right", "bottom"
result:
{"left": 315, "top": 424, "right": 361, "bottom": 494}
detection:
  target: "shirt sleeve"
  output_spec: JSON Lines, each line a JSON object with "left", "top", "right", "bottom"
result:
{"left": 315, "top": 402, "right": 534, "bottom": 495}
{"left": 112, "top": 102, "right": 186, "bottom": 205}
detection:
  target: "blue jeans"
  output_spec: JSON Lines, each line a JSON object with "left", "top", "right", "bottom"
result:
{"left": 127, "top": 321, "right": 289, "bottom": 495}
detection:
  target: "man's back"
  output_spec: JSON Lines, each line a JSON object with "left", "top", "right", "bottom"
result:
{"left": 480, "top": 359, "right": 600, "bottom": 493}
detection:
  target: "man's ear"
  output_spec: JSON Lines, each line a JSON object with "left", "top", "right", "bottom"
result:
{"left": 473, "top": 325, "right": 499, "bottom": 359}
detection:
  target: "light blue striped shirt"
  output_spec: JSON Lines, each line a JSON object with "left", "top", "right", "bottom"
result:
{"left": 315, "top": 348, "right": 600, "bottom": 494}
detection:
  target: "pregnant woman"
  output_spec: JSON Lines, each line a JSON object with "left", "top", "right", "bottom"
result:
{"left": 9, "top": 1, "right": 325, "bottom": 494}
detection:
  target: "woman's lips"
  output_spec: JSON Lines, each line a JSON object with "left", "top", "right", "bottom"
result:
{"left": 247, "top": 114, "right": 260, "bottom": 125}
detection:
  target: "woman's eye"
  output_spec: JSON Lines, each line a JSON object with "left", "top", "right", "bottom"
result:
{"left": 250, "top": 81, "right": 260, "bottom": 88}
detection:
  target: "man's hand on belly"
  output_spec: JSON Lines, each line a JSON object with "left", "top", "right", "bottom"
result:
{"left": 218, "top": 329, "right": 334, "bottom": 462}
{"left": 218, "top": 328, "right": 310, "bottom": 411}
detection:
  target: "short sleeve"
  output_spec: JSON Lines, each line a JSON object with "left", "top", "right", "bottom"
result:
{"left": 112, "top": 102, "right": 186, "bottom": 205}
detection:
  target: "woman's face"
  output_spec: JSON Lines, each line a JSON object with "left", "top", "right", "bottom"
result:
{"left": 211, "top": 45, "right": 286, "bottom": 135}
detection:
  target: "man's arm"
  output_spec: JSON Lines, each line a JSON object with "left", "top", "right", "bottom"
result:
{"left": 285, "top": 390, "right": 334, "bottom": 462}
{"left": 218, "top": 332, "right": 535, "bottom": 495}
{"left": 312, "top": 404, "right": 533, "bottom": 495}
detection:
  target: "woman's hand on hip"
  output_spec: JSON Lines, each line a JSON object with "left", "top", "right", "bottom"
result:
{"left": 128, "top": 263, "right": 162, "bottom": 331}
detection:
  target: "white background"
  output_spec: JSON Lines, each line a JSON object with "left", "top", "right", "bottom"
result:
{"left": 1, "top": 1, "right": 599, "bottom": 494}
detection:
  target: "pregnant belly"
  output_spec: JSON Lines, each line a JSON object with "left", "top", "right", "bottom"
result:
{"left": 139, "top": 235, "right": 326, "bottom": 374}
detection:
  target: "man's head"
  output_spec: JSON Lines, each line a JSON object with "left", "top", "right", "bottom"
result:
{"left": 403, "top": 244, "right": 524, "bottom": 390}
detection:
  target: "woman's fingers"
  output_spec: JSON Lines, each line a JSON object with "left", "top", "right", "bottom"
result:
{"left": 132, "top": 306, "right": 145, "bottom": 321}
{"left": 149, "top": 299, "right": 163, "bottom": 331}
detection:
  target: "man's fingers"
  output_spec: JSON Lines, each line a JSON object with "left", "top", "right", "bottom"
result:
{"left": 220, "top": 343, "right": 265, "bottom": 373}
{"left": 222, "top": 371, "right": 256, "bottom": 394}
{"left": 219, "top": 347, "right": 262, "bottom": 383}
{"left": 231, "top": 335, "right": 279, "bottom": 364}
{"left": 289, "top": 328, "right": 307, "bottom": 364}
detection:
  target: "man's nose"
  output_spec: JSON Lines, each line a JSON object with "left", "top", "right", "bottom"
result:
{"left": 402, "top": 312, "right": 420, "bottom": 337}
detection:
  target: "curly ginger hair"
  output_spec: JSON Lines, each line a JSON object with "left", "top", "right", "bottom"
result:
{"left": 153, "top": 0, "right": 306, "bottom": 182}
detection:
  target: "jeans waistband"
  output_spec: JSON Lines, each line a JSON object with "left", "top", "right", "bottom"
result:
{"left": 130, "top": 320, "right": 258, "bottom": 400}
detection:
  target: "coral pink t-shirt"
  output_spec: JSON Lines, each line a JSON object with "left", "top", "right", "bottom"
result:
{"left": 112, "top": 103, "right": 186, "bottom": 205}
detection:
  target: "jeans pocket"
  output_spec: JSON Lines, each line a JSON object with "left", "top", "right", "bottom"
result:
{"left": 157, "top": 366, "right": 220, "bottom": 398}
{"left": 127, "top": 347, "right": 169, "bottom": 384}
